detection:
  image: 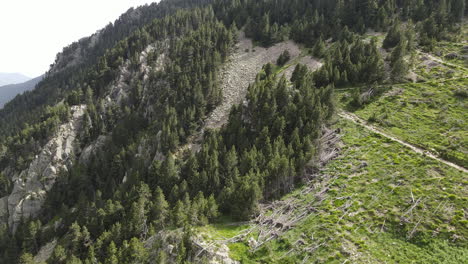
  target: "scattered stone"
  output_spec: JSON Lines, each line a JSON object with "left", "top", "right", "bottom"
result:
{"left": 248, "top": 237, "right": 258, "bottom": 249}
{"left": 358, "top": 161, "right": 368, "bottom": 169}
{"left": 205, "top": 32, "right": 317, "bottom": 129}
{"left": 445, "top": 53, "right": 459, "bottom": 59}
{"left": 167, "top": 244, "right": 175, "bottom": 254}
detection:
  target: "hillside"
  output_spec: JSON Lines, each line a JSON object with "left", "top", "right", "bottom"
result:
{"left": 0, "top": 76, "right": 44, "bottom": 108}
{"left": 0, "top": 0, "right": 466, "bottom": 263}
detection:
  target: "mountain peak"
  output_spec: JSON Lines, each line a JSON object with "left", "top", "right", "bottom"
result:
{"left": 0, "top": 72, "right": 31, "bottom": 86}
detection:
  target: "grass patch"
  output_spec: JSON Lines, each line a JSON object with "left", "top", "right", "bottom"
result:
{"left": 197, "top": 216, "right": 250, "bottom": 241}
{"left": 339, "top": 78, "right": 468, "bottom": 167}
{"left": 226, "top": 119, "right": 467, "bottom": 263}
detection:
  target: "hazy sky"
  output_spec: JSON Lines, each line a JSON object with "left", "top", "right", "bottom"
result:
{"left": 0, "top": 0, "right": 157, "bottom": 77}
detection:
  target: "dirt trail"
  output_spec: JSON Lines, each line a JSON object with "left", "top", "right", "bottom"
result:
{"left": 338, "top": 111, "right": 468, "bottom": 173}
{"left": 418, "top": 51, "right": 467, "bottom": 71}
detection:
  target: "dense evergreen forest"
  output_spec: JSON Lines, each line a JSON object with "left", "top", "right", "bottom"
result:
{"left": 0, "top": 0, "right": 465, "bottom": 263}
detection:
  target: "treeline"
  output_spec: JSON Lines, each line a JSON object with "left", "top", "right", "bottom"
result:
{"left": 213, "top": 0, "right": 465, "bottom": 47}
{"left": 314, "top": 20, "right": 417, "bottom": 88}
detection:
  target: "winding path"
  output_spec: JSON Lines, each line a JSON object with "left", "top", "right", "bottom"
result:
{"left": 338, "top": 111, "right": 468, "bottom": 173}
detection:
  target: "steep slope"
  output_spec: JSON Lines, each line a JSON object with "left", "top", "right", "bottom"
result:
{"left": 338, "top": 111, "right": 467, "bottom": 173}
{"left": 0, "top": 1, "right": 466, "bottom": 263}
{"left": 0, "top": 75, "right": 44, "bottom": 108}
{"left": 199, "top": 22, "right": 468, "bottom": 264}
{"left": 0, "top": 0, "right": 214, "bottom": 140}
{"left": 0, "top": 105, "right": 86, "bottom": 231}
{"left": 215, "top": 119, "right": 467, "bottom": 263}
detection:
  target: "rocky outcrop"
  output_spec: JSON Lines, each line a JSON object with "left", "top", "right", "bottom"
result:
{"left": 34, "top": 239, "right": 57, "bottom": 263}
{"left": 104, "top": 40, "right": 169, "bottom": 113}
{"left": 0, "top": 105, "right": 86, "bottom": 231}
{"left": 79, "top": 135, "right": 108, "bottom": 164}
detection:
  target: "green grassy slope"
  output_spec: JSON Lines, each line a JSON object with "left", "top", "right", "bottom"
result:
{"left": 338, "top": 30, "right": 468, "bottom": 168}
{"left": 342, "top": 78, "right": 467, "bottom": 167}
{"left": 206, "top": 119, "right": 467, "bottom": 263}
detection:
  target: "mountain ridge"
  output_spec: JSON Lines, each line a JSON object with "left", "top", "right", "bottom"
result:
{"left": 0, "top": 72, "right": 31, "bottom": 86}
{"left": 0, "top": 75, "right": 44, "bottom": 109}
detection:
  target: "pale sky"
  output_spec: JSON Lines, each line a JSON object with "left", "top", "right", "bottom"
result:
{"left": 0, "top": 0, "right": 157, "bottom": 77}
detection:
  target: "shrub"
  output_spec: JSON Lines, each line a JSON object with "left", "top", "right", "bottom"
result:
{"left": 277, "top": 50, "right": 291, "bottom": 66}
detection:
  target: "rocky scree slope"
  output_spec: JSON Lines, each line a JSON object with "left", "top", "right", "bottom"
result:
{"left": 176, "top": 32, "right": 322, "bottom": 155}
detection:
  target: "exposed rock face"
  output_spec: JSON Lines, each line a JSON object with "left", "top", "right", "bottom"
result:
{"left": 104, "top": 40, "right": 169, "bottom": 114}
{"left": 34, "top": 239, "right": 57, "bottom": 263}
{"left": 139, "top": 40, "right": 170, "bottom": 121}
{"left": 79, "top": 135, "right": 108, "bottom": 164}
{"left": 0, "top": 105, "right": 86, "bottom": 231}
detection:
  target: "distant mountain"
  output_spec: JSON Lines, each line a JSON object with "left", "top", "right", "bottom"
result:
{"left": 0, "top": 75, "right": 43, "bottom": 108}
{"left": 0, "top": 72, "right": 31, "bottom": 86}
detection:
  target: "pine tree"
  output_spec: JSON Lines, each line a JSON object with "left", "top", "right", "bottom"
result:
{"left": 172, "top": 200, "right": 187, "bottom": 227}
{"left": 312, "top": 36, "right": 326, "bottom": 58}
{"left": 50, "top": 245, "right": 67, "bottom": 264}
{"left": 19, "top": 253, "right": 35, "bottom": 264}
{"left": 276, "top": 50, "right": 291, "bottom": 66}
{"left": 206, "top": 194, "right": 219, "bottom": 221}
{"left": 383, "top": 22, "right": 402, "bottom": 49}
{"left": 391, "top": 57, "right": 408, "bottom": 82}
{"left": 161, "top": 155, "right": 178, "bottom": 192}
{"left": 390, "top": 38, "right": 409, "bottom": 81}
{"left": 105, "top": 242, "right": 119, "bottom": 264}
{"left": 152, "top": 187, "right": 169, "bottom": 230}
{"left": 450, "top": 0, "right": 465, "bottom": 22}
{"left": 121, "top": 238, "right": 148, "bottom": 263}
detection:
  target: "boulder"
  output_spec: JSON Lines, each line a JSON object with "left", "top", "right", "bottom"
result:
{"left": 445, "top": 53, "right": 459, "bottom": 59}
